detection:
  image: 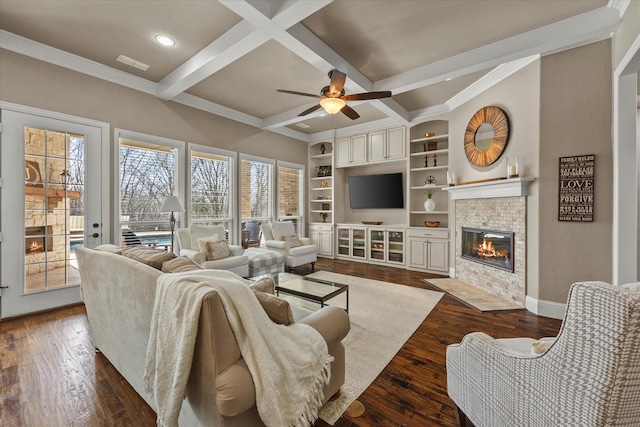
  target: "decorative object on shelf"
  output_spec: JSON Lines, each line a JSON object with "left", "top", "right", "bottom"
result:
{"left": 322, "top": 203, "right": 330, "bottom": 210}
{"left": 424, "top": 190, "right": 436, "bottom": 212}
{"left": 317, "top": 195, "right": 324, "bottom": 200}
{"left": 316, "top": 165, "right": 332, "bottom": 177}
{"left": 425, "top": 221, "right": 440, "bottom": 228}
{"left": 320, "top": 143, "right": 326, "bottom": 154}
{"left": 424, "top": 175, "right": 437, "bottom": 185}
{"left": 433, "top": 153, "right": 438, "bottom": 167}
{"left": 424, "top": 133, "right": 438, "bottom": 151}
{"left": 320, "top": 212, "right": 329, "bottom": 223}
{"left": 424, "top": 154, "right": 429, "bottom": 167}
{"left": 506, "top": 155, "right": 519, "bottom": 178}
{"left": 361, "top": 221, "right": 383, "bottom": 225}
{"left": 425, "top": 132, "right": 435, "bottom": 138}
{"left": 447, "top": 170, "right": 456, "bottom": 186}
{"left": 464, "top": 106, "right": 510, "bottom": 167}
{"left": 321, "top": 181, "right": 329, "bottom": 188}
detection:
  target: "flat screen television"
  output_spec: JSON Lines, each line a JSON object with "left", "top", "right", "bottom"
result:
{"left": 349, "top": 172, "right": 404, "bottom": 209}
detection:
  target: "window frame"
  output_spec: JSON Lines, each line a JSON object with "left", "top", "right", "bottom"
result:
{"left": 239, "top": 153, "right": 275, "bottom": 236}
{"left": 113, "top": 129, "right": 185, "bottom": 247}
{"left": 277, "top": 160, "right": 306, "bottom": 236}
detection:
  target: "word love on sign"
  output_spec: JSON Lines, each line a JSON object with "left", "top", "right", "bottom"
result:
{"left": 558, "top": 154, "right": 595, "bottom": 222}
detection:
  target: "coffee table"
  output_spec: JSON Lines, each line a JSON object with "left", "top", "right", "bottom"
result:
{"left": 252, "top": 272, "right": 349, "bottom": 312}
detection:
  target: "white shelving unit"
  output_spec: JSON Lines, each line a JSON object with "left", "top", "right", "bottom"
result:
{"left": 308, "top": 143, "right": 335, "bottom": 257}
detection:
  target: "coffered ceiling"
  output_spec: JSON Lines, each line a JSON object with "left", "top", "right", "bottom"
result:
{"left": 0, "top": 0, "right": 626, "bottom": 142}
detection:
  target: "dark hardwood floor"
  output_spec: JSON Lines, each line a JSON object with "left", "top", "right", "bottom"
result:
{"left": 1, "top": 258, "right": 562, "bottom": 427}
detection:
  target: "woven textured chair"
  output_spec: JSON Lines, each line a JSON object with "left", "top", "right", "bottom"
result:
{"left": 446, "top": 281, "right": 640, "bottom": 427}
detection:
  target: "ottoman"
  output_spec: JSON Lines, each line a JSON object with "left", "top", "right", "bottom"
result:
{"left": 245, "top": 247, "right": 285, "bottom": 277}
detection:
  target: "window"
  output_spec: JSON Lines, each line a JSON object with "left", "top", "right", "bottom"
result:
{"left": 189, "top": 145, "right": 235, "bottom": 237}
{"left": 117, "top": 131, "right": 184, "bottom": 248}
{"left": 277, "top": 161, "right": 305, "bottom": 235}
{"left": 240, "top": 155, "right": 274, "bottom": 246}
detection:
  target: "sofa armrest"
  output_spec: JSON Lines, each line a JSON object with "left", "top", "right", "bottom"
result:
{"left": 298, "top": 306, "right": 350, "bottom": 349}
{"left": 265, "top": 240, "right": 290, "bottom": 250}
{"left": 215, "top": 359, "right": 256, "bottom": 416}
{"left": 228, "top": 245, "right": 244, "bottom": 256}
{"left": 180, "top": 249, "right": 206, "bottom": 264}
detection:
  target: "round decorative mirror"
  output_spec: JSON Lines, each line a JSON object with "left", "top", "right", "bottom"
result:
{"left": 463, "top": 106, "right": 509, "bottom": 167}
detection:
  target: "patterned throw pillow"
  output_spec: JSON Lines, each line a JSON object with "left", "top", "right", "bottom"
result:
{"left": 282, "top": 235, "right": 302, "bottom": 248}
{"left": 197, "top": 234, "right": 220, "bottom": 253}
{"left": 205, "top": 239, "right": 230, "bottom": 261}
{"left": 249, "top": 276, "right": 275, "bottom": 294}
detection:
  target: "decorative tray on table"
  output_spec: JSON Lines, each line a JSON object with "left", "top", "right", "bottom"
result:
{"left": 361, "top": 221, "right": 383, "bottom": 225}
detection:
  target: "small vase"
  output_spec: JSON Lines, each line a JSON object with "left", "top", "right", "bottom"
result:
{"left": 424, "top": 198, "right": 436, "bottom": 212}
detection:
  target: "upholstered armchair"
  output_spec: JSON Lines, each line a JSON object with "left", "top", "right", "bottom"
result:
{"left": 446, "top": 281, "right": 640, "bottom": 427}
{"left": 261, "top": 221, "right": 317, "bottom": 272}
{"left": 176, "top": 224, "right": 249, "bottom": 277}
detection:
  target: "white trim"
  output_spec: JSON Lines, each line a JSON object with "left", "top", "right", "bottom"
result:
{"left": 277, "top": 160, "right": 306, "bottom": 235}
{"left": 525, "top": 295, "right": 567, "bottom": 320}
{"left": 443, "top": 177, "right": 535, "bottom": 200}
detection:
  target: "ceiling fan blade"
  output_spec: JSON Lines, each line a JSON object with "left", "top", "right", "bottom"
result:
{"left": 329, "top": 70, "right": 346, "bottom": 96}
{"left": 341, "top": 104, "right": 360, "bottom": 120}
{"left": 277, "top": 89, "right": 322, "bottom": 99}
{"left": 298, "top": 104, "right": 323, "bottom": 116}
{"left": 342, "top": 91, "right": 392, "bottom": 101}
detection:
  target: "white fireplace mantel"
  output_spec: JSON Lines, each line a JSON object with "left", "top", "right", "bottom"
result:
{"left": 443, "top": 177, "right": 535, "bottom": 200}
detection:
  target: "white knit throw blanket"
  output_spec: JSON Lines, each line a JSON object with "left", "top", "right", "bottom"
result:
{"left": 143, "top": 270, "right": 333, "bottom": 427}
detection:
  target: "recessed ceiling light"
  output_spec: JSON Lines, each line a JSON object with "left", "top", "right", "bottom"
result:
{"left": 155, "top": 35, "right": 175, "bottom": 47}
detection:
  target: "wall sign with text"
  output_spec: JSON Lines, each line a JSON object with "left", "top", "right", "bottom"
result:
{"left": 558, "top": 154, "right": 594, "bottom": 222}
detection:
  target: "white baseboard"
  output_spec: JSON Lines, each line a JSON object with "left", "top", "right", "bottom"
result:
{"left": 525, "top": 296, "right": 566, "bottom": 319}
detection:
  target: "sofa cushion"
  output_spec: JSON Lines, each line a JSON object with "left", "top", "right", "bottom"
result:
{"left": 271, "top": 221, "right": 296, "bottom": 242}
{"left": 161, "top": 256, "right": 202, "bottom": 273}
{"left": 122, "top": 247, "right": 176, "bottom": 270}
{"left": 288, "top": 244, "right": 317, "bottom": 256}
{"left": 190, "top": 224, "right": 221, "bottom": 250}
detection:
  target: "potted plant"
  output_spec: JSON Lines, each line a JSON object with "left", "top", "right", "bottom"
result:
{"left": 424, "top": 190, "right": 436, "bottom": 212}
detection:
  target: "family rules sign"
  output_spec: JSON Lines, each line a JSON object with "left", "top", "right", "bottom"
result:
{"left": 558, "top": 154, "right": 595, "bottom": 222}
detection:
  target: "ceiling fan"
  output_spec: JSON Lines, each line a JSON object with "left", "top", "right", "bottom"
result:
{"left": 277, "top": 69, "right": 392, "bottom": 120}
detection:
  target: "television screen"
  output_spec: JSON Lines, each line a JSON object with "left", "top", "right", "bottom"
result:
{"left": 349, "top": 173, "right": 404, "bottom": 209}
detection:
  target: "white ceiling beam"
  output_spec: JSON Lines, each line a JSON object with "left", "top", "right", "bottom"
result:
{"left": 375, "top": 6, "right": 620, "bottom": 95}
{"left": 156, "top": 21, "right": 270, "bottom": 100}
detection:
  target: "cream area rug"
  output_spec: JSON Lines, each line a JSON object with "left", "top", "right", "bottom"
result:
{"left": 301, "top": 271, "right": 444, "bottom": 425}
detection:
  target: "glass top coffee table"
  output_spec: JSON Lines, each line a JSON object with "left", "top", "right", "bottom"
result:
{"left": 253, "top": 272, "right": 349, "bottom": 312}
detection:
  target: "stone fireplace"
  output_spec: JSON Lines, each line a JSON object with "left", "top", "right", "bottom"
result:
{"left": 444, "top": 178, "right": 533, "bottom": 306}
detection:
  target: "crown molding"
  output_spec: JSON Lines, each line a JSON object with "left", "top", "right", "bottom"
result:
{"left": 608, "top": 0, "right": 631, "bottom": 16}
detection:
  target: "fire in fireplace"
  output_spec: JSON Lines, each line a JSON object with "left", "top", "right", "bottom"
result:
{"left": 25, "top": 225, "right": 54, "bottom": 254}
{"left": 461, "top": 227, "right": 514, "bottom": 272}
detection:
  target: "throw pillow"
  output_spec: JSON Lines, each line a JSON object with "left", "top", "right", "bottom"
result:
{"left": 252, "top": 290, "right": 295, "bottom": 325}
{"left": 205, "top": 240, "right": 230, "bottom": 261}
{"left": 190, "top": 224, "right": 222, "bottom": 250}
{"left": 271, "top": 221, "right": 296, "bottom": 241}
{"left": 121, "top": 247, "right": 176, "bottom": 270}
{"left": 197, "top": 234, "right": 220, "bottom": 253}
{"left": 249, "top": 276, "right": 275, "bottom": 294}
{"left": 94, "top": 244, "right": 122, "bottom": 254}
{"left": 282, "top": 235, "right": 302, "bottom": 248}
{"left": 161, "top": 256, "right": 203, "bottom": 273}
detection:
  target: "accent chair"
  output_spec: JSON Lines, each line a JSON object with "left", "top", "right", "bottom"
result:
{"left": 261, "top": 221, "right": 317, "bottom": 273}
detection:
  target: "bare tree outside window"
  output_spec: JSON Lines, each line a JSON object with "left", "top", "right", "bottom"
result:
{"left": 191, "top": 152, "right": 231, "bottom": 220}
{"left": 241, "top": 159, "right": 271, "bottom": 219}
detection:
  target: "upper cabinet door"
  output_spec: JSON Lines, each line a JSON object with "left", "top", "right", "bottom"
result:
{"left": 385, "top": 127, "right": 406, "bottom": 161}
{"left": 335, "top": 137, "right": 351, "bottom": 168}
{"left": 368, "top": 130, "right": 386, "bottom": 163}
{"left": 350, "top": 134, "right": 368, "bottom": 165}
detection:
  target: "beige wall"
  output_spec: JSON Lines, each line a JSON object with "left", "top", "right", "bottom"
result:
{"left": 538, "top": 40, "right": 613, "bottom": 302}
{"left": 0, "top": 49, "right": 307, "bottom": 236}
{"left": 449, "top": 60, "right": 542, "bottom": 297}
{"left": 612, "top": 0, "right": 640, "bottom": 72}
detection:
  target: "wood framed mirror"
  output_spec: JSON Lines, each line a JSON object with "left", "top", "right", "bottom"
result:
{"left": 463, "top": 106, "right": 509, "bottom": 167}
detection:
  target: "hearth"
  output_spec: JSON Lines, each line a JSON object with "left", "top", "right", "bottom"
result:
{"left": 461, "top": 227, "right": 514, "bottom": 272}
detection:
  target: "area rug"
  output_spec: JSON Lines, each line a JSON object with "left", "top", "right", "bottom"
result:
{"left": 422, "top": 277, "right": 523, "bottom": 312}
{"left": 301, "top": 271, "right": 444, "bottom": 425}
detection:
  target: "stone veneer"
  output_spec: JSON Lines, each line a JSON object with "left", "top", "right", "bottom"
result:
{"left": 455, "top": 196, "right": 526, "bottom": 305}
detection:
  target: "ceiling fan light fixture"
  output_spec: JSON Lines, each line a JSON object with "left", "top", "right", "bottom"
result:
{"left": 320, "top": 98, "right": 346, "bottom": 115}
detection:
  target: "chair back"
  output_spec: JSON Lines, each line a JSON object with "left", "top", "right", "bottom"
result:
{"left": 177, "top": 225, "right": 227, "bottom": 252}
{"left": 261, "top": 223, "right": 275, "bottom": 241}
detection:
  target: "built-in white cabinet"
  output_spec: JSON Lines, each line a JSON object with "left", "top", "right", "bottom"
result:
{"left": 368, "top": 126, "right": 406, "bottom": 164}
{"left": 407, "top": 228, "right": 449, "bottom": 273}
{"left": 368, "top": 227, "right": 405, "bottom": 266}
{"left": 309, "top": 142, "right": 334, "bottom": 224}
{"left": 309, "top": 224, "right": 333, "bottom": 258}
{"left": 336, "top": 134, "right": 367, "bottom": 168}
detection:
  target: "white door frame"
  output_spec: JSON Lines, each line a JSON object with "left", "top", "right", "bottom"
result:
{"left": 613, "top": 35, "right": 640, "bottom": 285}
{"left": 0, "top": 102, "right": 110, "bottom": 319}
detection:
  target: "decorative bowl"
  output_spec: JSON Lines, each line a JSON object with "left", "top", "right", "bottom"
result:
{"left": 425, "top": 132, "right": 435, "bottom": 138}
{"left": 425, "top": 221, "right": 440, "bottom": 228}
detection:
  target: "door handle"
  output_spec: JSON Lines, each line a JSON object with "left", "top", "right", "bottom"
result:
{"left": 87, "top": 233, "right": 100, "bottom": 238}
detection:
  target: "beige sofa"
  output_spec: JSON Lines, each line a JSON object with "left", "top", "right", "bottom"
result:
{"left": 76, "top": 246, "right": 349, "bottom": 427}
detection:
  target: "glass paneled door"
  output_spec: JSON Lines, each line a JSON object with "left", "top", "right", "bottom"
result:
{"left": 1, "top": 108, "right": 108, "bottom": 319}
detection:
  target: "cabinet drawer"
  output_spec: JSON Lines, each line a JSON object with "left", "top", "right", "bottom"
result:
{"left": 309, "top": 224, "right": 333, "bottom": 232}
{"left": 408, "top": 228, "right": 449, "bottom": 239}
